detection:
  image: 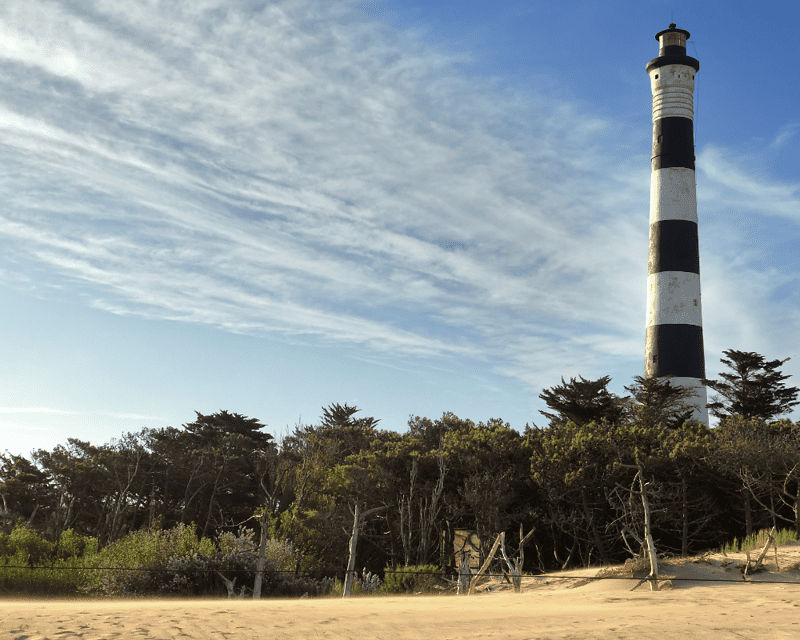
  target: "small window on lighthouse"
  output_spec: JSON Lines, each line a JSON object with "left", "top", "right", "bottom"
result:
{"left": 655, "top": 74, "right": 659, "bottom": 79}
{"left": 652, "top": 354, "right": 658, "bottom": 363}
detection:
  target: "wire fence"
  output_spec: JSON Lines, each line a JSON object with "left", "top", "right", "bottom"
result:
{"left": 2, "top": 564, "right": 799, "bottom": 585}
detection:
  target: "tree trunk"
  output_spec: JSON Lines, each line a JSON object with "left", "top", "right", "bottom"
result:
{"left": 129, "top": 489, "right": 146, "bottom": 534}
{"left": 795, "top": 482, "right": 800, "bottom": 539}
{"left": 769, "top": 471, "right": 777, "bottom": 529}
{"left": 440, "top": 520, "right": 455, "bottom": 574}
{"left": 681, "top": 475, "right": 689, "bottom": 558}
{"left": 399, "top": 460, "right": 417, "bottom": 567}
{"left": 343, "top": 503, "right": 387, "bottom": 597}
{"left": 551, "top": 522, "right": 562, "bottom": 566}
{"left": 161, "top": 467, "right": 170, "bottom": 527}
{"left": 252, "top": 512, "right": 269, "bottom": 599}
{"left": 457, "top": 546, "right": 471, "bottom": 595}
{"left": 742, "top": 487, "right": 753, "bottom": 538}
{"left": 148, "top": 480, "right": 156, "bottom": 529}
{"left": 499, "top": 525, "right": 534, "bottom": 593}
{"left": 201, "top": 466, "right": 224, "bottom": 540}
{"left": 416, "top": 455, "right": 445, "bottom": 565}
{"left": 62, "top": 494, "right": 75, "bottom": 538}
{"left": 343, "top": 503, "right": 361, "bottom": 598}
{"left": 637, "top": 467, "right": 659, "bottom": 592}
{"left": 580, "top": 489, "right": 609, "bottom": 565}
{"left": 561, "top": 537, "right": 577, "bottom": 570}
{"left": 531, "top": 529, "right": 545, "bottom": 573}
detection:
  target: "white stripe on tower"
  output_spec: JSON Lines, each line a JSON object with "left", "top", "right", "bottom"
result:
{"left": 644, "top": 24, "right": 708, "bottom": 426}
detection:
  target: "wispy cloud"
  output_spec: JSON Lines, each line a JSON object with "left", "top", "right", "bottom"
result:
{"left": 698, "top": 146, "right": 800, "bottom": 222}
{"left": 0, "top": 0, "right": 797, "bottom": 400}
{"left": 0, "top": 407, "right": 166, "bottom": 421}
{"left": 770, "top": 122, "right": 800, "bottom": 150}
{"left": 0, "top": 407, "right": 78, "bottom": 415}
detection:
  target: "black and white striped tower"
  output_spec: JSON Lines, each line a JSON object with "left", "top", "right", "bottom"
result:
{"left": 644, "top": 23, "right": 708, "bottom": 426}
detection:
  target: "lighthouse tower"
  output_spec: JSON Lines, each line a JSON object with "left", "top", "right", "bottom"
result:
{"left": 644, "top": 23, "right": 708, "bottom": 426}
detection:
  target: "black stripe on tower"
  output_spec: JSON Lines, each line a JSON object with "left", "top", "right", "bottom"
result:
{"left": 648, "top": 220, "right": 700, "bottom": 273}
{"left": 645, "top": 325, "right": 705, "bottom": 378}
{"left": 652, "top": 118, "right": 695, "bottom": 170}
{"left": 646, "top": 54, "right": 700, "bottom": 73}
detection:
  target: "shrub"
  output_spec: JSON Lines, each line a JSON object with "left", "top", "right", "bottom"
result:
{"left": 0, "top": 524, "right": 95, "bottom": 595}
{"left": 381, "top": 564, "right": 443, "bottom": 594}
{"left": 719, "top": 527, "right": 799, "bottom": 555}
{"left": 84, "top": 523, "right": 324, "bottom": 598}
{"left": 7, "top": 524, "right": 56, "bottom": 566}
{"left": 57, "top": 528, "right": 98, "bottom": 560}
{"left": 85, "top": 522, "right": 216, "bottom": 596}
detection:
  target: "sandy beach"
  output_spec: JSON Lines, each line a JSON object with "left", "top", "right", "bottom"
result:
{"left": 4, "top": 543, "right": 800, "bottom": 639}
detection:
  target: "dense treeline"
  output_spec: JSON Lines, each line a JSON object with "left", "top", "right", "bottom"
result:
{"left": 2, "top": 349, "right": 800, "bottom": 586}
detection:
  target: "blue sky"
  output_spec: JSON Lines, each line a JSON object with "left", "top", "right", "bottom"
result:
{"left": 1, "top": 0, "right": 798, "bottom": 457}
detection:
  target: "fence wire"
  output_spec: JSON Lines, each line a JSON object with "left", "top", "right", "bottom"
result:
{"left": 2, "top": 565, "right": 800, "bottom": 584}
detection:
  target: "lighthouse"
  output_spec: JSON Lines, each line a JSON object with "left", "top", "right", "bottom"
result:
{"left": 644, "top": 23, "right": 708, "bottom": 426}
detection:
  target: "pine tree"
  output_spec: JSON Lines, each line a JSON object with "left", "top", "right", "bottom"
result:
{"left": 538, "top": 375, "right": 626, "bottom": 428}
{"left": 623, "top": 375, "right": 696, "bottom": 429}
{"left": 700, "top": 350, "right": 799, "bottom": 422}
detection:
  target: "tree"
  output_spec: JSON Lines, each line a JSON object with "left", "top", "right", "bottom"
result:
{"left": 538, "top": 376, "right": 627, "bottom": 428}
{"left": 95, "top": 433, "right": 147, "bottom": 545}
{"left": 33, "top": 439, "right": 107, "bottom": 541}
{"left": 0, "top": 453, "right": 51, "bottom": 532}
{"left": 271, "top": 404, "right": 384, "bottom": 574}
{"left": 342, "top": 502, "right": 388, "bottom": 597}
{"left": 710, "top": 416, "right": 800, "bottom": 537}
{"left": 179, "top": 411, "right": 273, "bottom": 538}
{"left": 528, "top": 420, "right": 618, "bottom": 566}
{"left": 321, "top": 403, "right": 380, "bottom": 431}
{"left": 623, "top": 375, "right": 696, "bottom": 430}
{"left": 701, "top": 350, "right": 799, "bottom": 422}
{"left": 443, "top": 418, "right": 530, "bottom": 568}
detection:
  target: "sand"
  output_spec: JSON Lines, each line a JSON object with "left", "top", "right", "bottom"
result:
{"left": 4, "top": 542, "right": 800, "bottom": 639}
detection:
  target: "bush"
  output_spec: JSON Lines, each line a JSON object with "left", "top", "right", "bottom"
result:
{"left": 85, "top": 522, "right": 216, "bottom": 596}
{"left": 719, "top": 527, "right": 799, "bottom": 555}
{"left": 6, "top": 524, "right": 56, "bottom": 565}
{"left": 0, "top": 521, "right": 327, "bottom": 598}
{"left": 57, "top": 528, "right": 98, "bottom": 560}
{"left": 381, "top": 564, "right": 443, "bottom": 594}
{"left": 84, "top": 523, "right": 325, "bottom": 598}
{"left": 0, "top": 524, "right": 96, "bottom": 595}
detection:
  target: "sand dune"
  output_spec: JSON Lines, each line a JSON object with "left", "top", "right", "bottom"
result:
{"left": 3, "top": 543, "right": 800, "bottom": 639}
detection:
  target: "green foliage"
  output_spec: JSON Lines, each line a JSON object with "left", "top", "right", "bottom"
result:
{"left": 623, "top": 375, "right": 696, "bottom": 430}
{"left": 3, "top": 381, "right": 799, "bottom": 582}
{"left": 56, "top": 527, "right": 97, "bottom": 559}
{"left": 719, "top": 527, "right": 798, "bottom": 554}
{"left": 538, "top": 375, "right": 626, "bottom": 428}
{"left": 0, "top": 524, "right": 97, "bottom": 595}
{"left": 701, "top": 350, "right": 800, "bottom": 421}
{"left": 86, "top": 522, "right": 216, "bottom": 596}
{"left": 381, "top": 564, "right": 442, "bottom": 594}
{"left": 6, "top": 523, "right": 56, "bottom": 565}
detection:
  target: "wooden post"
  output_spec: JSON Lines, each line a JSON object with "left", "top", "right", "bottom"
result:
{"left": 500, "top": 525, "right": 535, "bottom": 593}
{"left": 468, "top": 533, "right": 502, "bottom": 595}
{"left": 457, "top": 547, "right": 471, "bottom": 595}
{"left": 217, "top": 572, "right": 238, "bottom": 598}
{"left": 744, "top": 526, "right": 776, "bottom": 577}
